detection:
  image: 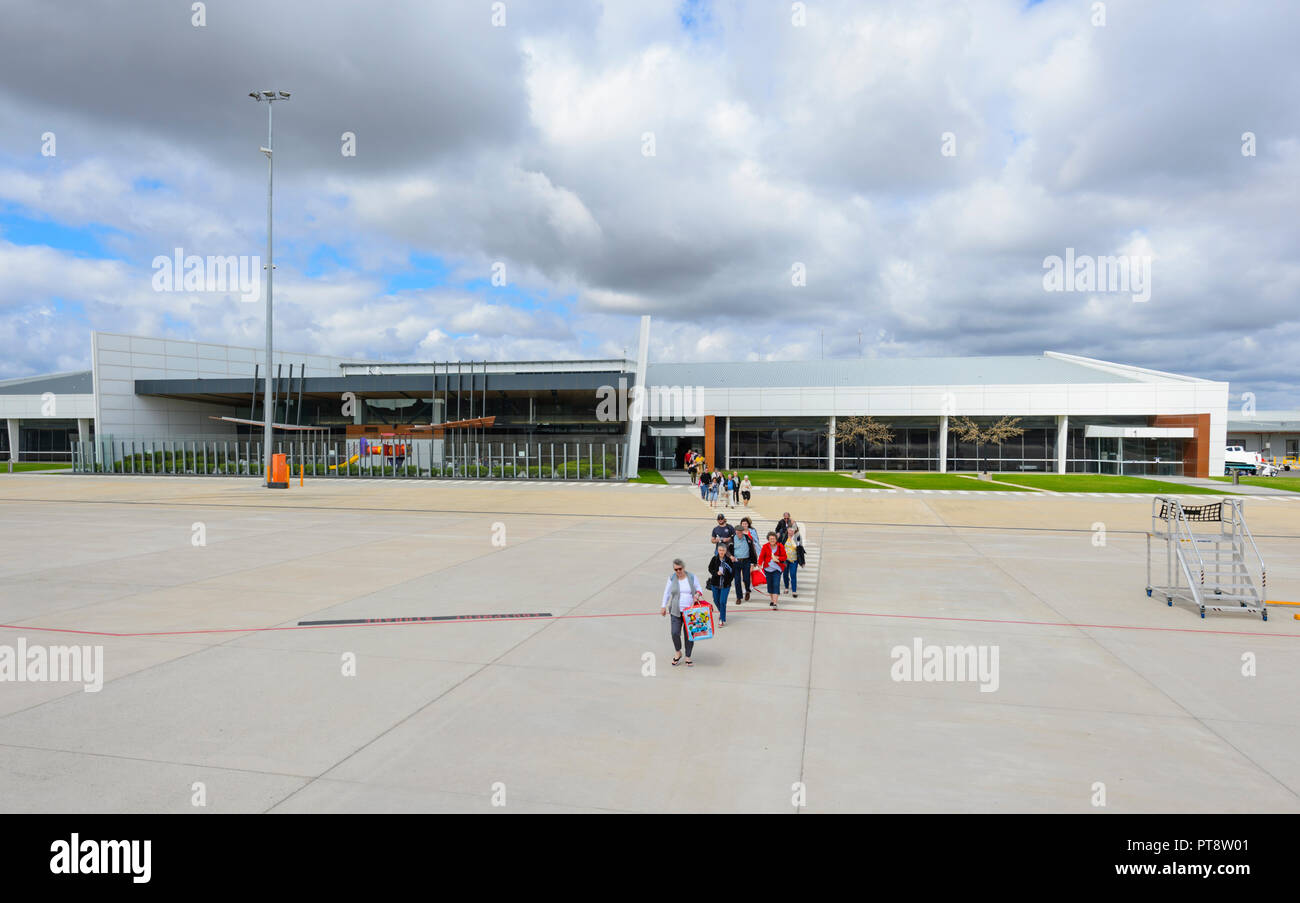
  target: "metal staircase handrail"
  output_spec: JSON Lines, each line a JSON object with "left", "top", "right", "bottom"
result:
{"left": 1173, "top": 538, "right": 1204, "bottom": 609}
{"left": 1156, "top": 496, "right": 1208, "bottom": 586}
{"left": 1226, "top": 499, "right": 1267, "bottom": 596}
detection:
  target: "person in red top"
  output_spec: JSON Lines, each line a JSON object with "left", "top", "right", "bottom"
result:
{"left": 756, "top": 530, "right": 788, "bottom": 610}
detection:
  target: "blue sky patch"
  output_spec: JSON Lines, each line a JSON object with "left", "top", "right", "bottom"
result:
{"left": 0, "top": 208, "right": 127, "bottom": 259}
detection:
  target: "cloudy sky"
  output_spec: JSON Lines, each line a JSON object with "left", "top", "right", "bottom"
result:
{"left": 1, "top": 0, "right": 1296, "bottom": 404}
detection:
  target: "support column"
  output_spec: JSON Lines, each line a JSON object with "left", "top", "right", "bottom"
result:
{"left": 724, "top": 416, "right": 730, "bottom": 469}
{"left": 623, "top": 315, "right": 651, "bottom": 478}
{"left": 938, "top": 414, "right": 949, "bottom": 473}
{"left": 76, "top": 418, "right": 91, "bottom": 471}
{"left": 704, "top": 416, "right": 717, "bottom": 468}
{"left": 828, "top": 415, "right": 836, "bottom": 471}
{"left": 432, "top": 397, "right": 445, "bottom": 472}
{"left": 1056, "top": 414, "right": 1068, "bottom": 474}
{"left": 6, "top": 418, "right": 19, "bottom": 465}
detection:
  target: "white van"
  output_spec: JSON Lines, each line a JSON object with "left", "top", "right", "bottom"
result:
{"left": 1224, "top": 446, "right": 1277, "bottom": 476}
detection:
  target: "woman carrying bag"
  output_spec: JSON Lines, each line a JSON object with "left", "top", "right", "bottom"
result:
{"left": 783, "top": 517, "right": 805, "bottom": 598}
{"left": 661, "top": 558, "right": 710, "bottom": 666}
{"left": 707, "top": 546, "right": 736, "bottom": 627}
{"left": 756, "top": 531, "right": 788, "bottom": 610}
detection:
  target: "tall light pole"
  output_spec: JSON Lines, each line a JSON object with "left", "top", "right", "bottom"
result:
{"left": 249, "top": 90, "right": 289, "bottom": 486}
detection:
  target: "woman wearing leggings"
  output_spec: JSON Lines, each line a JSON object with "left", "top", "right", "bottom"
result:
{"left": 661, "top": 558, "right": 707, "bottom": 666}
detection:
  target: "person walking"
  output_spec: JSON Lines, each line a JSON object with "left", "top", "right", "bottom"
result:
{"left": 756, "top": 531, "right": 788, "bottom": 610}
{"left": 730, "top": 471, "right": 741, "bottom": 506}
{"left": 661, "top": 558, "right": 708, "bottom": 666}
{"left": 731, "top": 515, "right": 759, "bottom": 604}
{"left": 740, "top": 474, "right": 752, "bottom": 507}
{"left": 774, "top": 512, "right": 791, "bottom": 545}
{"left": 698, "top": 460, "right": 710, "bottom": 499}
{"left": 707, "top": 546, "right": 735, "bottom": 627}
{"left": 723, "top": 472, "right": 736, "bottom": 508}
{"left": 711, "top": 513, "right": 735, "bottom": 558}
{"left": 708, "top": 470, "right": 721, "bottom": 508}
{"left": 780, "top": 514, "right": 805, "bottom": 598}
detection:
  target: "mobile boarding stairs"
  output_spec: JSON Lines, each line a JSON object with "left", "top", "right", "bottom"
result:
{"left": 1146, "top": 496, "right": 1268, "bottom": 621}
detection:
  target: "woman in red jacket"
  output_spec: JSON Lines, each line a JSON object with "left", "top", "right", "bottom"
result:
{"left": 756, "top": 531, "right": 787, "bottom": 610}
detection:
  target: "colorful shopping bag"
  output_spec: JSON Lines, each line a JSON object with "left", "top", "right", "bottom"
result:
{"left": 682, "top": 601, "right": 715, "bottom": 642}
{"left": 751, "top": 567, "right": 768, "bottom": 588}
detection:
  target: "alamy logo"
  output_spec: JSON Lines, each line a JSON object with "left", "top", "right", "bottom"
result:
{"left": 152, "top": 247, "right": 261, "bottom": 302}
{"left": 50, "top": 834, "right": 151, "bottom": 884}
{"left": 596, "top": 379, "right": 704, "bottom": 423}
{"left": 0, "top": 638, "right": 103, "bottom": 692}
{"left": 890, "top": 637, "right": 1000, "bottom": 693}
{"left": 1042, "top": 248, "right": 1151, "bottom": 303}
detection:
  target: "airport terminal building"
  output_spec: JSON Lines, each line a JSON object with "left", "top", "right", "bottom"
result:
{"left": 2, "top": 329, "right": 1237, "bottom": 478}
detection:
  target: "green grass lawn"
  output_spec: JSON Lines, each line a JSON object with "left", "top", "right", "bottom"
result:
{"left": 0, "top": 462, "right": 72, "bottom": 473}
{"left": 993, "top": 474, "right": 1229, "bottom": 494}
{"left": 629, "top": 468, "right": 668, "bottom": 483}
{"left": 739, "top": 469, "right": 873, "bottom": 488}
{"left": 1208, "top": 475, "right": 1300, "bottom": 492}
{"left": 862, "top": 472, "right": 1034, "bottom": 491}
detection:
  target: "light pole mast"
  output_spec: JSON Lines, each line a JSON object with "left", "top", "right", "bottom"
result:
{"left": 249, "top": 90, "right": 290, "bottom": 486}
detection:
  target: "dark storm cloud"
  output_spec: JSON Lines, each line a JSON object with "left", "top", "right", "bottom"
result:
{"left": 0, "top": 0, "right": 533, "bottom": 172}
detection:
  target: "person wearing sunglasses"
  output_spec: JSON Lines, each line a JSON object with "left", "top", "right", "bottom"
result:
{"left": 661, "top": 557, "right": 707, "bottom": 666}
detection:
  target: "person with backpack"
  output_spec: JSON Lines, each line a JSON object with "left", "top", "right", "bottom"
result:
{"left": 731, "top": 516, "right": 759, "bottom": 603}
{"left": 707, "top": 546, "right": 736, "bottom": 627}
{"left": 756, "top": 531, "right": 788, "bottom": 610}
{"left": 661, "top": 558, "right": 709, "bottom": 666}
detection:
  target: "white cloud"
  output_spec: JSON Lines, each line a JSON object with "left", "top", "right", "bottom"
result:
{"left": 0, "top": 0, "right": 1296, "bottom": 404}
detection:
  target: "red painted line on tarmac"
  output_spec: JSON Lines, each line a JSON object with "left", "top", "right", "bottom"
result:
{"left": 775, "top": 607, "right": 1291, "bottom": 639}
{"left": 0, "top": 607, "right": 1293, "bottom": 640}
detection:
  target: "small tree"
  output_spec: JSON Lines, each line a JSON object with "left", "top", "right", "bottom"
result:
{"left": 836, "top": 416, "right": 894, "bottom": 469}
{"left": 949, "top": 416, "right": 1025, "bottom": 473}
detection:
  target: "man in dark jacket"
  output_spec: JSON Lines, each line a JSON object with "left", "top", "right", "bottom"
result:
{"left": 774, "top": 514, "right": 790, "bottom": 544}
